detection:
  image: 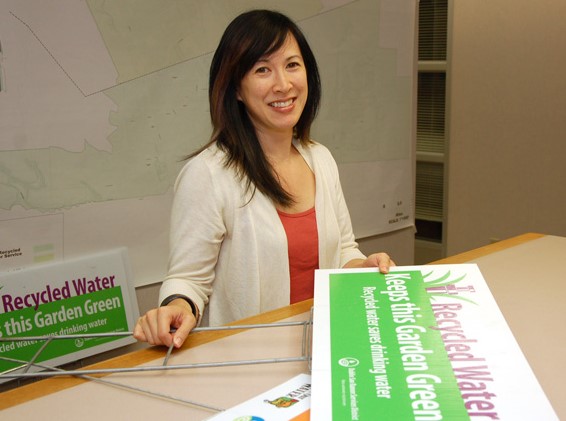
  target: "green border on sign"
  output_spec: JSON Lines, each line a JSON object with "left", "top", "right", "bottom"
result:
{"left": 329, "top": 271, "right": 469, "bottom": 420}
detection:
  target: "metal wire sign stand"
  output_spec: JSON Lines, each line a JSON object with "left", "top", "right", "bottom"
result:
{"left": 0, "top": 309, "right": 314, "bottom": 413}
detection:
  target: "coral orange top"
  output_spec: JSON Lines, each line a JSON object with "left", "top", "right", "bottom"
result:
{"left": 277, "top": 207, "right": 319, "bottom": 304}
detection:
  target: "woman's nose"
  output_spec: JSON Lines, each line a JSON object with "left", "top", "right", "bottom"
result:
{"left": 273, "top": 70, "right": 291, "bottom": 92}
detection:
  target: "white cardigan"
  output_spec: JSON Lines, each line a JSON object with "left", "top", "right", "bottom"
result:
{"left": 159, "top": 139, "right": 366, "bottom": 326}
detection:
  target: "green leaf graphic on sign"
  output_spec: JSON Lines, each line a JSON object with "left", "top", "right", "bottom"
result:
{"left": 423, "top": 270, "right": 477, "bottom": 305}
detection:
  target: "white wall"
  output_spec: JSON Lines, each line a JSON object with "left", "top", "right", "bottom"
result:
{"left": 445, "top": 0, "right": 566, "bottom": 255}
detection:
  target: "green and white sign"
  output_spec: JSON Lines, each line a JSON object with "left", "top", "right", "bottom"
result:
{"left": 311, "top": 265, "right": 558, "bottom": 420}
{"left": 0, "top": 248, "right": 139, "bottom": 380}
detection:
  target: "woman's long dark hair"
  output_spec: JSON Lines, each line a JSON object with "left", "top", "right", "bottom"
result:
{"left": 189, "top": 10, "right": 322, "bottom": 207}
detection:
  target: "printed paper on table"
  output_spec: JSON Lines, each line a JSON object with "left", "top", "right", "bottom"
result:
{"left": 207, "top": 373, "right": 311, "bottom": 421}
{"left": 310, "top": 264, "right": 558, "bottom": 420}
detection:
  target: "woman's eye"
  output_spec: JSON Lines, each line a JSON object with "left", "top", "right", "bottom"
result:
{"left": 255, "top": 66, "right": 269, "bottom": 74}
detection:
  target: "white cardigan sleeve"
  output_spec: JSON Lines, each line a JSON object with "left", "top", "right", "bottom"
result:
{"left": 158, "top": 152, "right": 225, "bottom": 321}
{"left": 300, "top": 141, "right": 366, "bottom": 268}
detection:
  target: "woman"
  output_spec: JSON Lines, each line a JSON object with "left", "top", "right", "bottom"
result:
{"left": 134, "top": 10, "right": 394, "bottom": 349}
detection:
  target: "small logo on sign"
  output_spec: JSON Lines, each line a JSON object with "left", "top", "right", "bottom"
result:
{"left": 265, "top": 396, "right": 299, "bottom": 408}
{"left": 338, "top": 357, "right": 359, "bottom": 367}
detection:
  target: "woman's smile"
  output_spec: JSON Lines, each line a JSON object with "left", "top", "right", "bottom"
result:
{"left": 270, "top": 98, "right": 295, "bottom": 108}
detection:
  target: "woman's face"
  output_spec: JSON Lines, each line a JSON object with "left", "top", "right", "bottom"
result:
{"left": 237, "top": 34, "right": 308, "bottom": 141}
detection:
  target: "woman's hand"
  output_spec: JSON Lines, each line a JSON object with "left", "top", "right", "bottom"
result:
{"left": 133, "top": 298, "right": 197, "bottom": 348}
{"left": 344, "top": 252, "right": 396, "bottom": 273}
